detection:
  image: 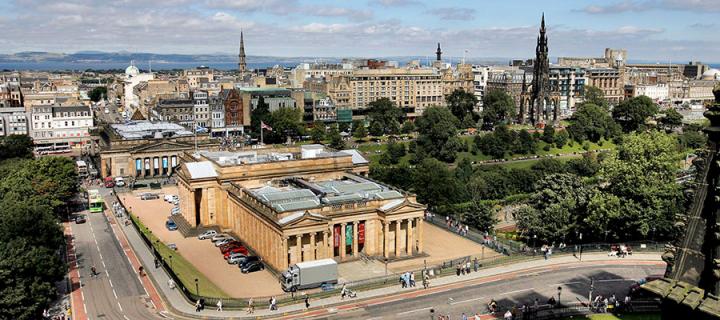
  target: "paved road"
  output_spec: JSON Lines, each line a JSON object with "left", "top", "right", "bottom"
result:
{"left": 70, "top": 207, "right": 159, "bottom": 319}
{"left": 317, "top": 264, "right": 663, "bottom": 320}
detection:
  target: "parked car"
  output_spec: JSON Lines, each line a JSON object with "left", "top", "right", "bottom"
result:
{"left": 226, "top": 253, "right": 247, "bottom": 264}
{"left": 170, "top": 207, "right": 181, "bottom": 215}
{"left": 103, "top": 177, "right": 115, "bottom": 188}
{"left": 224, "top": 246, "right": 249, "bottom": 258}
{"left": 241, "top": 261, "right": 265, "bottom": 273}
{"left": 141, "top": 193, "right": 159, "bottom": 200}
{"left": 198, "top": 230, "right": 217, "bottom": 240}
{"left": 114, "top": 177, "right": 125, "bottom": 187}
{"left": 166, "top": 220, "right": 178, "bottom": 231}
{"left": 211, "top": 234, "right": 233, "bottom": 242}
{"left": 237, "top": 256, "right": 260, "bottom": 267}
{"left": 75, "top": 214, "right": 87, "bottom": 224}
{"left": 164, "top": 194, "right": 178, "bottom": 202}
{"left": 219, "top": 242, "right": 244, "bottom": 253}
{"left": 215, "top": 238, "right": 238, "bottom": 247}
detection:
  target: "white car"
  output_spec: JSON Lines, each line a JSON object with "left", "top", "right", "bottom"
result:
{"left": 227, "top": 253, "right": 247, "bottom": 264}
{"left": 198, "top": 230, "right": 217, "bottom": 240}
{"left": 211, "top": 234, "right": 233, "bottom": 242}
{"left": 164, "top": 194, "right": 178, "bottom": 202}
{"left": 214, "top": 238, "right": 235, "bottom": 247}
{"left": 114, "top": 177, "right": 125, "bottom": 187}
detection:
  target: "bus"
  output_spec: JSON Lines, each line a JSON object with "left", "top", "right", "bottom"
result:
{"left": 88, "top": 189, "right": 103, "bottom": 213}
{"left": 76, "top": 160, "right": 88, "bottom": 178}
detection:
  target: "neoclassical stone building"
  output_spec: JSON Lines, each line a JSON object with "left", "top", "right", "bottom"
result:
{"left": 174, "top": 145, "right": 426, "bottom": 271}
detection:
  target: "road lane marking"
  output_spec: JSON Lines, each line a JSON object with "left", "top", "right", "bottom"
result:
{"left": 83, "top": 303, "right": 87, "bottom": 315}
{"left": 501, "top": 288, "right": 533, "bottom": 296}
{"left": 112, "top": 289, "right": 118, "bottom": 299}
{"left": 101, "top": 260, "right": 106, "bottom": 268}
{"left": 449, "top": 296, "right": 485, "bottom": 305}
{"left": 397, "top": 306, "right": 433, "bottom": 315}
{"left": 105, "top": 270, "right": 110, "bottom": 277}
{"left": 108, "top": 279, "right": 113, "bottom": 288}
{"left": 117, "top": 301, "right": 124, "bottom": 312}
{"left": 550, "top": 281, "right": 583, "bottom": 286}
{"left": 597, "top": 279, "right": 634, "bottom": 283}
{"left": 124, "top": 316, "right": 130, "bottom": 320}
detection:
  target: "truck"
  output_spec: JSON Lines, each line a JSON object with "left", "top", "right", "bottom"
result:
{"left": 280, "top": 258, "right": 337, "bottom": 292}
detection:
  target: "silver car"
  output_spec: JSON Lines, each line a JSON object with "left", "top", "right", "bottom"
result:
{"left": 226, "top": 253, "right": 247, "bottom": 264}
{"left": 211, "top": 234, "right": 233, "bottom": 242}
{"left": 198, "top": 230, "right": 217, "bottom": 240}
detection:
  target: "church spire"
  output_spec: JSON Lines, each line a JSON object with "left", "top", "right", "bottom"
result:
{"left": 436, "top": 42, "right": 442, "bottom": 61}
{"left": 238, "top": 29, "right": 247, "bottom": 74}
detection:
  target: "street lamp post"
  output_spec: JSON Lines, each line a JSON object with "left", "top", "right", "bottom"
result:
{"left": 579, "top": 233, "right": 583, "bottom": 262}
{"left": 384, "top": 258, "right": 388, "bottom": 283}
{"left": 651, "top": 227, "right": 656, "bottom": 249}
{"left": 532, "top": 235, "right": 537, "bottom": 255}
{"left": 195, "top": 278, "right": 199, "bottom": 296}
{"left": 557, "top": 286, "right": 562, "bottom": 308}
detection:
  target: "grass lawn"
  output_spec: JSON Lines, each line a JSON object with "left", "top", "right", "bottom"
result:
{"left": 560, "top": 313, "right": 661, "bottom": 320}
{"left": 129, "top": 213, "right": 230, "bottom": 298}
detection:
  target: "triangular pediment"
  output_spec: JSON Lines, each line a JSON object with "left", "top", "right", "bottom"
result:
{"left": 130, "top": 141, "right": 192, "bottom": 153}
{"left": 380, "top": 199, "right": 425, "bottom": 215}
{"left": 281, "top": 211, "right": 329, "bottom": 228}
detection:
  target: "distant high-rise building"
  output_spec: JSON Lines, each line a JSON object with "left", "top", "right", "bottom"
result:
{"left": 238, "top": 30, "right": 247, "bottom": 75}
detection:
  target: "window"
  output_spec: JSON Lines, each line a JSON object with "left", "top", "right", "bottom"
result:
{"left": 64, "top": 121, "right": 68, "bottom": 126}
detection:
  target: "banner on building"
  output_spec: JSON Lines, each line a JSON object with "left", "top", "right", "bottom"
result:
{"left": 135, "top": 159, "right": 142, "bottom": 171}
{"left": 345, "top": 225, "right": 353, "bottom": 246}
{"left": 334, "top": 225, "right": 341, "bottom": 247}
{"left": 358, "top": 222, "right": 365, "bottom": 244}
{"left": 162, "top": 157, "right": 168, "bottom": 168}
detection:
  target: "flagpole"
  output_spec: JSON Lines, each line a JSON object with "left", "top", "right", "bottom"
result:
{"left": 260, "top": 124, "right": 264, "bottom": 145}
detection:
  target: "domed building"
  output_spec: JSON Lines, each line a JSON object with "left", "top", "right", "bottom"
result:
{"left": 122, "top": 61, "right": 154, "bottom": 109}
{"left": 701, "top": 68, "right": 720, "bottom": 80}
{"left": 125, "top": 63, "right": 140, "bottom": 78}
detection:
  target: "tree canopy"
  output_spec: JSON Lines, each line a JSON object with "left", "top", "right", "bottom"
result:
{"left": 367, "top": 98, "right": 403, "bottom": 136}
{"left": 612, "top": 96, "right": 659, "bottom": 132}
{"left": 88, "top": 86, "right": 107, "bottom": 102}
{"left": 481, "top": 90, "right": 516, "bottom": 129}
{"left": 0, "top": 135, "right": 34, "bottom": 160}
{"left": 583, "top": 86, "right": 608, "bottom": 110}
{"left": 250, "top": 95, "right": 271, "bottom": 138}
{"left": 415, "top": 106, "right": 463, "bottom": 163}
{"left": 567, "top": 103, "right": 620, "bottom": 142}
{"left": 660, "top": 108, "right": 683, "bottom": 131}
{"left": 265, "top": 107, "right": 304, "bottom": 144}
{"left": 446, "top": 89, "right": 478, "bottom": 124}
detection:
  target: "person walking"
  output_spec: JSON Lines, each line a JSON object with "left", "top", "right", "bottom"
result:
{"left": 465, "top": 261, "right": 471, "bottom": 274}
{"left": 270, "top": 296, "right": 277, "bottom": 311}
{"left": 195, "top": 299, "right": 201, "bottom": 312}
{"left": 304, "top": 294, "right": 310, "bottom": 309}
{"left": 90, "top": 265, "right": 97, "bottom": 278}
{"left": 423, "top": 273, "right": 430, "bottom": 289}
{"left": 247, "top": 297, "right": 254, "bottom": 314}
{"left": 216, "top": 299, "right": 223, "bottom": 312}
{"left": 409, "top": 272, "right": 416, "bottom": 287}
{"left": 341, "top": 284, "right": 347, "bottom": 300}
{"left": 456, "top": 264, "right": 461, "bottom": 276}
{"left": 473, "top": 257, "right": 478, "bottom": 272}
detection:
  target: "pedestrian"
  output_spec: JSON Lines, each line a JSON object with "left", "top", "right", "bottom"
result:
{"left": 625, "top": 295, "right": 632, "bottom": 312}
{"left": 154, "top": 258, "right": 159, "bottom": 268}
{"left": 341, "top": 284, "right": 347, "bottom": 300}
{"left": 473, "top": 257, "right": 478, "bottom": 272}
{"left": 167, "top": 278, "right": 175, "bottom": 289}
{"left": 216, "top": 299, "right": 222, "bottom": 312}
{"left": 304, "top": 294, "right": 310, "bottom": 309}
{"left": 195, "top": 299, "right": 201, "bottom": 312}
{"left": 465, "top": 261, "right": 471, "bottom": 274}
{"left": 410, "top": 272, "right": 416, "bottom": 287}
{"left": 423, "top": 273, "right": 430, "bottom": 289}
{"left": 456, "top": 264, "right": 461, "bottom": 276}
{"left": 504, "top": 310, "right": 513, "bottom": 320}
{"left": 270, "top": 296, "right": 277, "bottom": 311}
{"left": 462, "top": 312, "right": 468, "bottom": 320}
{"left": 90, "top": 265, "right": 97, "bottom": 278}
{"left": 138, "top": 266, "right": 144, "bottom": 276}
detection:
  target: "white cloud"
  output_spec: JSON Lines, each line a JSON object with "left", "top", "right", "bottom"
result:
{"left": 425, "top": 7, "right": 476, "bottom": 21}
{"left": 580, "top": 0, "right": 720, "bottom": 14}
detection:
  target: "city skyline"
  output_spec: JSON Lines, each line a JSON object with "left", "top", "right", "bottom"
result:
{"left": 0, "top": 0, "right": 719, "bottom": 62}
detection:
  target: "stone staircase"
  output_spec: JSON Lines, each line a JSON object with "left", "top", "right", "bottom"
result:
{"left": 170, "top": 215, "right": 201, "bottom": 238}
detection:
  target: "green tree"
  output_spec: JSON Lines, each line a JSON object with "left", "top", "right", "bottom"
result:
{"left": 400, "top": 120, "right": 416, "bottom": 134}
{"left": 530, "top": 158, "right": 568, "bottom": 175}
{"left": 554, "top": 130, "right": 569, "bottom": 148}
{"left": 481, "top": 90, "right": 516, "bottom": 129}
{"left": 583, "top": 86, "right": 608, "bottom": 110}
{"left": 309, "top": 121, "right": 326, "bottom": 143}
{"left": 597, "top": 131, "right": 682, "bottom": 239}
{"left": 680, "top": 130, "right": 707, "bottom": 149}
{"left": 250, "top": 95, "right": 271, "bottom": 138}
{"left": 542, "top": 125, "right": 555, "bottom": 144}
{"left": 566, "top": 153, "right": 601, "bottom": 177}
{"left": 412, "top": 158, "right": 460, "bottom": 208}
{"left": 0, "top": 135, "right": 34, "bottom": 160}
{"left": 266, "top": 107, "right": 304, "bottom": 144}
{"left": 446, "top": 88, "right": 478, "bottom": 122}
{"left": 88, "top": 86, "right": 107, "bottom": 102}
{"left": 369, "top": 163, "right": 414, "bottom": 190}
{"left": 415, "top": 106, "right": 463, "bottom": 163}
{"left": 514, "top": 129, "right": 538, "bottom": 155}
{"left": 454, "top": 157, "right": 474, "bottom": 184}
{"left": 327, "top": 125, "right": 345, "bottom": 150}
{"left": 516, "top": 173, "right": 594, "bottom": 243}
{"left": 383, "top": 140, "right": 406, "bottom": 165}
{"left": 367, "top": 98, "right": 403, "bottom": 136}
{"left": 612, "top": 96, "right": 659, "bottom": 132}
{"left": 567, "top": 103, "right": 619, "bottom": 142}
{"left": 461, "top": 201, "right": 497, "bottom": 232}
{"left": 352, "top": 120, "right": 368, "bottom": 141}
{"left": 661, "top": 108, "right": 683, "bottom": 131}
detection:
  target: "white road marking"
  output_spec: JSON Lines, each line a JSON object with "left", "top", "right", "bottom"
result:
{"left": 396, "top": 307, "right": 431, "bottom": 316}
{"left": 550, "top": 281, "right": 583, "bottom": 286}
{"left": 83, "top": 303, "right": 87, "bottom": 315}
{"left": 112, "top": 289, "right": 118, "bottom": 299}
{"left": 80, "top": 291, "right": 85, "bottom": 301}
{"left": 101, "top": 260, "right": 106, "bottom": 268}
{"left": 597, "top": 279, "right": 633, "bottom": 283}
{"left": 105, "top": 270, "right": 110, "bottom": 277}
{"left": 501, "top": 288, "right": 533, "bottom": 296}
{"left": 449, "top": 296, "right": 485, "bottom": 305}
{"left": 108, "top": 279, "right": 113, "bottom": 288}
{"left": 124, "top": 316, "right": 131, "bottom": 320}
{"left": 117, "top": 301, "right": 124, "bottom": 312}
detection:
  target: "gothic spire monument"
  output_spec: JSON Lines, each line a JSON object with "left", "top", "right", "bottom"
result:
{"left": 436, "top": 43, "right": 442, "bottom": 61}
{"left": 643, "top": 84, "right": 720, "bottom": 319}
{"left": 238, "top": 30, "right": 247, "bottom": 75}
{"left": 529, "top": 14, "right": 559, "bottom": 126}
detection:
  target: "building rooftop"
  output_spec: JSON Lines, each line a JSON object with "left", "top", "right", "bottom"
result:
{"left": 198, "top": 145, "right": 368, "bottom": 166}
{"left": 248, "top": 174, "right": 403, "bottom": 213}
{"left": 110, "top": 121, "right": 193, "bottom": 140}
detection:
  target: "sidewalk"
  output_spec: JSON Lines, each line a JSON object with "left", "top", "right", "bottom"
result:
{"left": 114, "top": 203, "right": 662, "bottom": 320}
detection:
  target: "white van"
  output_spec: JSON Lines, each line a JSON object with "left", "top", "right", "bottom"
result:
{"left": 114, "top": 176, "right": 125, "bottom": 187}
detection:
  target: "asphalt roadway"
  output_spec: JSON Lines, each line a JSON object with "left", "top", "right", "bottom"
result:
{"left": 70, "top": 207, "right": 159, "bottom": 319}
{"left": 316, "top": 264, "right": 663, "bottom": 320}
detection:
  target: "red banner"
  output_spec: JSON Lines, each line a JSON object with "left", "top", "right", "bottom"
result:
{"left": 334, "top": 225, "right": 341, "bottom": 247}
{"left": 358, "top": 222, "right": 365, "bottom": 244}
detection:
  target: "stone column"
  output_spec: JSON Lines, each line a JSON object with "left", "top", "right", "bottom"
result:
{"left": 323, "top": 230, "right": 330, "bottom": 258}
{"left": 417, "top": 218, "right": 424, "bottom": 253}
{"left": 383, "top": 221, "right": 390, "bottom": 258}
{"left": 352, "top": 221, "right": 359, "bottom": 256}
{"left": 309, "top": 232, "right": 316, "bottom": 260}
{"left": 295, "top": 234, "right": 303, "bottom": 263}
{"left": 406, "top": 219, "right": 413, "bottom": 256}
{"left": 282, "top": 236, "right": 289, "bottom": 269}
{"left": 394, "top": 220, "right": 401, "bottom": 256}
{"left": 340, "top": 223, "right": 347, "bottom": 259}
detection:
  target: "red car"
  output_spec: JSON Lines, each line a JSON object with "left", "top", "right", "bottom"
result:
{"left": 223, "top": 246, "right": 249, "bottom": 258}
{"left": 219, "top": 241, "right": 242, "bottom": 252}
{"left": 104, "top": 177, "right": 115, "bottom": 188}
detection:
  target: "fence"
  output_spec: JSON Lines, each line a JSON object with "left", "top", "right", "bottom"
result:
{"left": 117, "top": 194, "right": 664, "bottom": 311}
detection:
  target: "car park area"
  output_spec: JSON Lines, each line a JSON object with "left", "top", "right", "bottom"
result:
{"left": 121, "top": 186, "right": 283, "bottom": 298}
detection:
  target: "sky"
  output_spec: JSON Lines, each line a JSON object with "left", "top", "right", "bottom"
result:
{"left": 0, "top": 0, "right": 719, "bottom": 62}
